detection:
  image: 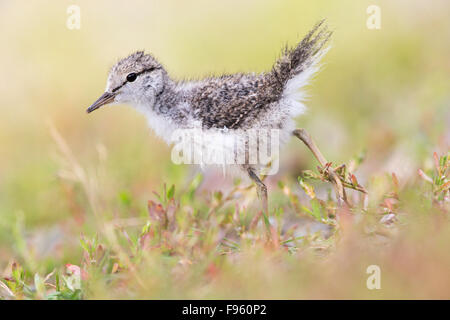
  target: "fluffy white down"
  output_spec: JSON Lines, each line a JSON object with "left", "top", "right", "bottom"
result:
{"left": 282, "top": 46, "right": 330, "bottom": 117}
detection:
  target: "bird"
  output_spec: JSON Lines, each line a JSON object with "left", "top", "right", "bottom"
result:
{"left": 87, "top": 20, "right": 339, "bottom": 217}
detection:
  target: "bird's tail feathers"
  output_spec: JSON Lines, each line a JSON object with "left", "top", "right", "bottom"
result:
{"left": 271, "top": 20, "right": 332, "bottom": 102}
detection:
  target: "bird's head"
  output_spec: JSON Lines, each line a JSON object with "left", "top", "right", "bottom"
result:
{"left": 87, "top": 51, "right": 166, "bottom": 113}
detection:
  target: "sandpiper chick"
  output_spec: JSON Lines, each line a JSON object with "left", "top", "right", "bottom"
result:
{"left": 87, "top": 21, "right": 336, "bottom": 216}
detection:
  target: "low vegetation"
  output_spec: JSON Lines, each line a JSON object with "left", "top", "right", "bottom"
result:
{"left": 1, "top": 128, "right": 448, "bottom": 299}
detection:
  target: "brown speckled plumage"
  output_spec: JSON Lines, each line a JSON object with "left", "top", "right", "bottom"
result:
{"left": 188, "top": 21, "right": 331, "bottom": 130}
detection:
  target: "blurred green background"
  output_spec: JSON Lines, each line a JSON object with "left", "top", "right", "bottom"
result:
{"left": 0, "top": 0, "right": 448, "bottom": 298}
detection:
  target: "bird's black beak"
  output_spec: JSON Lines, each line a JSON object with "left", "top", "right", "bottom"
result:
{"left": 86, "top": 92, "right": 116, "bottom": 113}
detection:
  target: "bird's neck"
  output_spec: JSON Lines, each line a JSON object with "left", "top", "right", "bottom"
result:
{"left": 136, "top": 78, "right": 191, "bottom": 144}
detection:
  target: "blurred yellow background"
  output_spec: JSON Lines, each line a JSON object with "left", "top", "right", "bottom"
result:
{"left": 0, "top": 0, "right": 448, "bottom": 299}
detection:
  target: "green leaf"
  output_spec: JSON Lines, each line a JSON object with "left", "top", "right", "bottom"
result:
{"left": 301, "top": 170, "right": 322, "bottom": 180}
{"left": 310, "top": 199, "right": 322, "bottom": 221}
{"left": 55, "top": 273, "right": 60, "bottom": 292}
{"left": 167, "top": 184, "right": 175, "bottom": 200}
{"left": 79, "top": 237, "right": 90, "bottom": 256}
{"left": 262, "top": 211, "right": 271, "bottom": 232}
{"left": 299, "top": 179, "right": 316, "bottom": 199}
{"left": 141, "top": 221, "right": 151, "bottom": 235}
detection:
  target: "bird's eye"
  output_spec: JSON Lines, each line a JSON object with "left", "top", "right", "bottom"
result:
{"left": 126, "top": 73, "right": 137, "bottom": 82}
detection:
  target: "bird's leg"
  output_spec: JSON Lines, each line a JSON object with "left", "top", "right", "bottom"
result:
{"left": 293, "top": 128, "right": 348, "bottom": 206}
{"left": 247, "top": 168, "right": 269, "bottom": 230}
